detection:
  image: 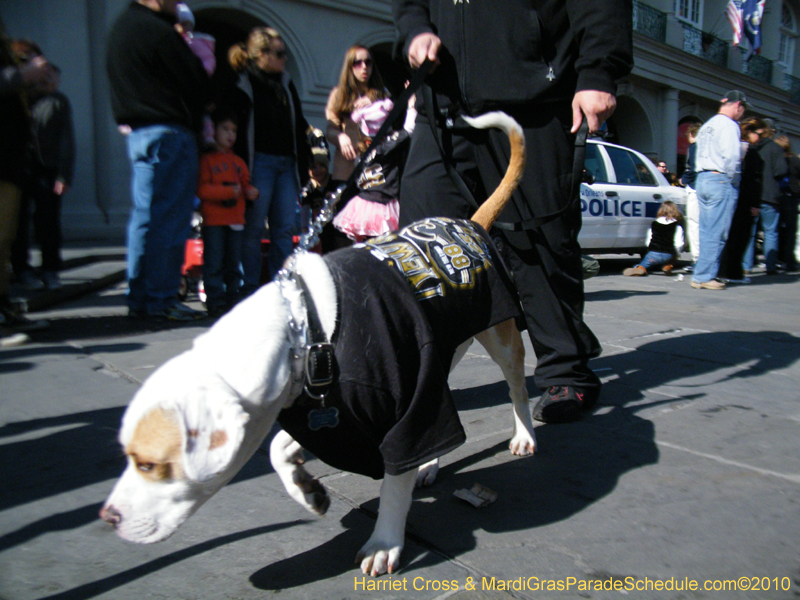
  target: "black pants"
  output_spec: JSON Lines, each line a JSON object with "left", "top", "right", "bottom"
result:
{"left": 719, "top": 206, "right": 755, "bottom": 280}
{"left": 399, "top": 106, "right": 601, "bottom": 393}
{"left": 11, "top": 170, "right": 63, "bottom": 274}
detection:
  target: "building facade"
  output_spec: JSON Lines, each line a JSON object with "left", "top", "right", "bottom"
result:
{"left": 3, "top": 0, "right": 800, "bottom": 240}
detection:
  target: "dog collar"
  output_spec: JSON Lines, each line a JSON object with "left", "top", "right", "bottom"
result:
{"left": 276, "top": 257, "right": 335, "bottom": 404}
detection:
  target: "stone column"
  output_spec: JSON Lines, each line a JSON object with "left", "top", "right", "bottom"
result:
{"left": 663, "top": 88, "right": 680, "bottom": 171}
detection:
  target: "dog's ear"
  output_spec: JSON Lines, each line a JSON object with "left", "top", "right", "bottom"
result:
{"left": 177, "top": 390, "right": 249, "bottom": 482}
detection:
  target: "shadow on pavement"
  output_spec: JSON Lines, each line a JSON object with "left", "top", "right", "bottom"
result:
{"left": 247, "top": 330, "right": 800, "bottom": 589}
{"left": 249, "top": 404, "right": 658, "bottom": 589}
{"left": 36, "top": 521, "right": 305, "bottom": 600}
{"left": 4, "top": 329, "right": 799, "bottom": 593}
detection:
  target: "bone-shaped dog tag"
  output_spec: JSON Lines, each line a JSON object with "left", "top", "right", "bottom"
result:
{"left": 308, "top": 407, "right": 339, "bottom": 430}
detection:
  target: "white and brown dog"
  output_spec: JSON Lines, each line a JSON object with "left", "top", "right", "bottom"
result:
{"left": 100, "top": 112, "right": 533, "bottom": 576}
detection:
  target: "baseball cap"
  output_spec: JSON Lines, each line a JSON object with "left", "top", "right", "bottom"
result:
{"left": 720, "top": 90, "right": 750, "bottom": 109}
{"left": 763, "top": 117, "right": 776, "bottom": 131}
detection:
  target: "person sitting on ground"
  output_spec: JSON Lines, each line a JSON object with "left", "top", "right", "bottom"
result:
{"left": 623, "top": 200, "right": 685, "bottom": 276}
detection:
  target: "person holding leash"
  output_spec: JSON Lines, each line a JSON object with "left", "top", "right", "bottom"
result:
{"left": 393, "top": 0, "right": 633, "bottom": 423}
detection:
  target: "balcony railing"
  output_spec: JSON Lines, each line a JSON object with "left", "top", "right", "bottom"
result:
{"left": 628, "top": 3, "right": 798, "bottom": 106}
{"left": 632, "top": 0, "right": 667, "bottom": 43}
{"left": 739, "top": 47, "right": 773, "bottom": 84}
{"left": 784, "top": 73, "right": 800, "bottom": 104}
{"left": 682, "top": 23, "right": 728, "bottom": 67}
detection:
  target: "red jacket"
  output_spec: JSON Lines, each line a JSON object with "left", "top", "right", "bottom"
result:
{"left": 197, "top": 150, "right": 254, "bottom": 226}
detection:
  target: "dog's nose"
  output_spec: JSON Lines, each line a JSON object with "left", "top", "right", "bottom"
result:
{"left": 100, "top": 505, "right": 122, "bottom": 527}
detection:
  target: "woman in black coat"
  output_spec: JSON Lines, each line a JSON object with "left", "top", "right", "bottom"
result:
{"left": 719, "top": 117, "right": 767, "bottom": 282}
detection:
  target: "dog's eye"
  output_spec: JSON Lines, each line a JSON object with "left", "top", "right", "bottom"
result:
{"left": 137, "top": 462, "right": 156, "bottom": 473}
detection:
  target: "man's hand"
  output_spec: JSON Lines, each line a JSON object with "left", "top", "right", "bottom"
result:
{"left": 407, "top": 33, "right": 441, "bottom": 69}
{"left": 571, "top": 90, "right": 617, "bottom": 134}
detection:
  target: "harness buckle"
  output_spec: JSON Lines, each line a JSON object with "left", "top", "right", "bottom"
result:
{"left": 304, "top": 342, "right": 334, "bottom": 399}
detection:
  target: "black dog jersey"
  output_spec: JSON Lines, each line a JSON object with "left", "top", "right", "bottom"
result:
{"left": 359, "top": 217, "right": 523, "bottom": 352}
{"left": 277, "top": 218, "right": 522, "bottom": 479}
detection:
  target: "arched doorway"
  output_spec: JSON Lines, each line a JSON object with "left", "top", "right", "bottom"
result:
{"left": 194, "top": 8, "right": 268, "bottom": 94}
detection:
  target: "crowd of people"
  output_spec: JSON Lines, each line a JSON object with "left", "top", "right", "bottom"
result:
{"left": 629, "top": 91, "right": 800, "bottom": 287}
{"left": 0, "top": 17, "right": 72, "bottom": 345}
{"left": 6, "top": 0, "right": 797, "bottom": 421}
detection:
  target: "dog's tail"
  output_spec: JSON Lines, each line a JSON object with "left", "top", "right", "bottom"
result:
{"left": 463, "top": 112, "right": 526, "bottom": 231}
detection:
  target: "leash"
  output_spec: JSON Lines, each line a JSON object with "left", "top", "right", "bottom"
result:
{"left": 493, "top": 119, "right": 589, "bottom": 232}
{"left": 273, "top": 61, "right": 435, "bottom": 402}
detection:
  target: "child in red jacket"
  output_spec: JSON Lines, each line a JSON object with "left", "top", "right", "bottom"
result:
{"left": 197, "top": 108, "right": 258, "bottom": 317}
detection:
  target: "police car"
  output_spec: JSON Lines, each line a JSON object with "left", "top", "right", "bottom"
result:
{"left": 579, "top": 138, "right": 686, "bottom": 254}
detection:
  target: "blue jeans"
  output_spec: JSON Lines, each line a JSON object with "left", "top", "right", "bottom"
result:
{"left": 126, "top": 125, "right": 198, "bottom": 313}
{"left": 202, "top": 225, "right": 243, "bottom": 311}
{"left": 693, "top": 172, "right": 737, "bottom": 283}
{"left": 638, "top": 251, "right": 674, "bottom": 271}
{"left": 744, "top": 204, "right": 782, "bottom": 271}
{"left": 743, "top": 219, "right": 757, "bottom": 272}
{"left": 760, "top": 202, "right": 780, "bottom": 271}
{"left": 241, "top": 153, "right": 299, "bottom": 296}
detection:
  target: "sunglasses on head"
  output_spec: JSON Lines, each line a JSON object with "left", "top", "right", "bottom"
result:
{"left": 353, "top": 58, "right": 373, "bottom": 68}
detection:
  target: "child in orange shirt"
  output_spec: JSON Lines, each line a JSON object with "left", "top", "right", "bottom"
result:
{"left": 197, "top": 108, "right": 258, "bottom": 318}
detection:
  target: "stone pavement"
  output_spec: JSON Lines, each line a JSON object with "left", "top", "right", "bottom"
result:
{"left": 1, "top": 250, "right": 799, "bottom": 600}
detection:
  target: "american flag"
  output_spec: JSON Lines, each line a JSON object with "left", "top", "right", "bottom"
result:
{"left": 727, "top": 0, "right": 743, "bottom": 46}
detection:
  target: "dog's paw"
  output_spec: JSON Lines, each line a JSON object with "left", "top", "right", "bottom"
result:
{"left": 509, "top": 432, "right": 536, "bottom": 456}
{"left": 415, "top": 458, "right": 439, "bottom": 488}
{"left": 356, "top": 538, "right": 403, "bottom": 576}
{"left": 293, "top": 468, "right": 330, "bottom": 516}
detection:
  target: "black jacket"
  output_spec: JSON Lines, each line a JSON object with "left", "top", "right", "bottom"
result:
{"left": 738, "top": 141, "right": 765, "bottom": 214}
{"left": 30, "top": 90, "right": 76, "bottom": 185}
{"left": 785, "top": 154, "right": 800, "bottom": 197}
{"left": 682, "top": 143, "right": 697, "bottom": 188}
{"left": 226, "top": 68, "right": 311, "bottom": 189}
{"left": 393, "top": 0, "right": 633, "bottom": 114}
{"left": 758, "top": 138, "right": 788, "bottom": 206}
{"left": 106, "top": 2, "right": 209, "bottom": 132}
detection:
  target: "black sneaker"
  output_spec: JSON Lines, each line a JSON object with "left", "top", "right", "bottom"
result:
{"left": 150, "top": 303, "right": 206, "bottom": 322}
{"left": 532, "top": 385, "right": 599, "bottom": 423}
{"left": 129, "top": 303, "right": 206, "bottom": 322}
{"left": 0, "top": 301, "right": 49, "bottom": 332}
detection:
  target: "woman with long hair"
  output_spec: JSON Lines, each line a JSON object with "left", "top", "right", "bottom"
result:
{"left": 719, "top": 117, "right": 767, "bottom": 283}
{"left": 228, "top": 27, "right": 310, "bottom": 295}
{"left": 325, "top": 45, "right": 387, "bottom": 183}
